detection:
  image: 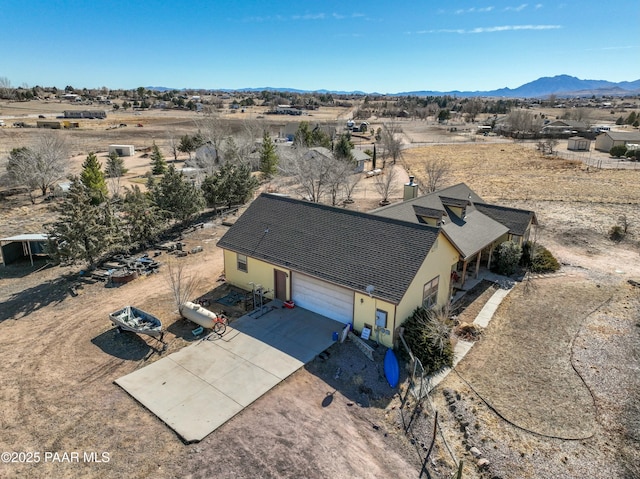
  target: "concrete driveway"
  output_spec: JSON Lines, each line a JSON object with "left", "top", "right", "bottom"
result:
{"left": 115, "top": 305, "right": 344, "bottom": 442}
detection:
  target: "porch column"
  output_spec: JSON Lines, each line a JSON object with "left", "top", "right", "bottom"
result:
{"left": 461, "top": 260, "right": 468, "bottom": 287}
{"left": 474, "top": 251, "right": 481, "bottom": 278}
{"left": 487, "top": 244, "right": 494, "bottom": 269}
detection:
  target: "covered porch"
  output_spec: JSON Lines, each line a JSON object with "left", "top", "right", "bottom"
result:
{"left": 449, "top": 242, "right": 498, "bottom": 293}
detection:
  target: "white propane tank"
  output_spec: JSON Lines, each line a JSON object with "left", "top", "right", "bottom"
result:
{"left": 179, "top": 301, "right": 219, "bottom": 329}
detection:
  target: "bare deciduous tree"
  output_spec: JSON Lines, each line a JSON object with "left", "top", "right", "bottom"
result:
{"left": 326, "top": 158, "right": 354, "bottom": 206}
{"left": 374, "top": 165, "right": 399, "bottom": 205}
{"left": 167, "top": 134, "right": 180, "bottom": 163}
{"left": 379, "top": 121, "right": 404, "bottom": 165}
{"left": 462, "top": 98, "right": 484, "bottom": 123}
{"left": 505, "top": 110, "right": 543, "bottom": 135}
{"left": 280, "top": 147, "right": 335, "bottom": 203}
{"left": 195, "top": 110, "right": 229, "bottom": 156}
{"left": 166, "top": 260, "right": 203, "bottom": 312}
{"left": 536, "top": 138, "right": 559, "bottom": 155}
{"left": 5, "top": 132, "right": 71, "bottom": 199}
{"left": 342, "top": 170, "right": 362, "bottom": 204}
{"left": 0, "top": 76, "right": 12, "bottom": 99}
{"left": 424, "top": 157, "right": 450, "bottom": 193}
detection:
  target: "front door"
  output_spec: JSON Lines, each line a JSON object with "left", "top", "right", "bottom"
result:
{"left": 274, "top": 270, "right": 287, "bottom": 301}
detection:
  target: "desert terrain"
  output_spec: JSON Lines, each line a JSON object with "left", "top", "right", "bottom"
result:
{"left": 0, "top": 100, "right": 639, "bottom": 478}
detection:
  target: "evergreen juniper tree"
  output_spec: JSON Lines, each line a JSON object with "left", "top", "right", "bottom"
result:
{"left": 150, "top": 143, "right": 167, "bottom": 175}
{"left": 259, "top": 131, "right": 279, "bottom": 179}
{"left": 121, "top": 185, "right": 165, "bottom": 247}
{"left": 105, "top": 151, "right": 127, "bottom": 178}
{"left": 333, "top": 133, "right": 354, "bottom": 163}
{"left": 80, "top": 152, "right": 108, "bottom": 204}
{"left": 151, "top": 165, "right": 205, "bottom": 224}
{"left": 46, "top": 177, "right": 120, "bottom": 266}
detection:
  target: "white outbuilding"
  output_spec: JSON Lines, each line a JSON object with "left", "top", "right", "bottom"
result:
{"left": 108, "top": 144, "right": 135, "bottom": 157}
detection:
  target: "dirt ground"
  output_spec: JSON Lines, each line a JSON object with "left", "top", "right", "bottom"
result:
{"left": 1, "top": 105, "right": 639, "bottom": 479}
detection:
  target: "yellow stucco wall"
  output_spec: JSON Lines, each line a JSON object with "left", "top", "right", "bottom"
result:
{"left": 353, "top": 293, "right": 396, "bottom": 348}
{"left": 395, "top": 232, "right": 459, "bottom": 336}
{"left": 223, "top": 232, "right": 459, "bottom": 349}
{"left": 418, "top": 216, "right": 439, "bottom": 227}
{"left": 222, "top": 249, "right": 290, "bottom": 300}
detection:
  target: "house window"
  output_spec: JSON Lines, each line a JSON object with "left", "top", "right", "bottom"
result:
{"left": 237, "top": 253, "right": 247, "bottom": 272}
{"left": 375, "top": 309, "right": 388, "bottom": 329}
{"left": 423, "top": 276, "right": 440, "bottom": 308}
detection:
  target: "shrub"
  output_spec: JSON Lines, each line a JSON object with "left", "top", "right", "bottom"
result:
{"left": 610, "top": 145, "right": 628, "bottom": 158}
{"left": 493, "top": 240, "right": 522, "bottom": 275}
{"left": 609, "top": 225, "right": 625, "bottom": 242}
{"left": 402, "top": 306, "right": 454, "bottom": 375}
{"left": 531, "top": 246, "right": 560, "bottom": 273}
{"left": 521, "top": 242, "right": 560, "bottom": 273}
{"left": 626, "top": 149, "right": 640, "bottom": 161}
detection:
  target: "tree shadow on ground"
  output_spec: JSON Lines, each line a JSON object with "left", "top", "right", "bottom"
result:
{"left": 91, "top": 328, "right": 158, "bottom": 360}
{"left": 0, "top": 258, "right": 52, "bottom": 279}
{"left": 0, "top": 270, "right": 78, "bottom": 323}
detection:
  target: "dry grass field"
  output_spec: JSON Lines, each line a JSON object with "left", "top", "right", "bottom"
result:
{"left": 0, "top": 102, "right": 639, "bottom": 478}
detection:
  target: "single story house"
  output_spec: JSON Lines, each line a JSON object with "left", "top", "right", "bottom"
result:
{"left": 595, "top": 131, "right": 640, "bottom": 152}
{"left": 541, "top": 120, "right": 588, "bottom": 135}
{"left": 63, "top": 110, "right": 107, "bottom": 119}
{"left": 195, "top": 144, "right": 218, "bottom": 163}
{"left": 217, "top": 194, "right": 460, "bottom": 348}
{"left": 567, "top": 136, "right": 591, "bottom": 151}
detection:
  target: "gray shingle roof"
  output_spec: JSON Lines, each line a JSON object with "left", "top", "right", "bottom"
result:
{"left": 217, "top": 194, "right": 440, "bottom": 304}
{"left": 441, "top": 210, "right": 508, "bottom": 259}
{"left": 372, "top": 183, "right": 535, "bottom": 259}
{"left": 413, "top": 205, "right": 443, "bottom": 219}
{"left": 439, "top": 196, "right": 470, "bottom": 208}
{"left": 473, "top": 203, "right": 537, "bottom": 236}
{"left": 601, "top": 131, "right": 640, "bottom": 141}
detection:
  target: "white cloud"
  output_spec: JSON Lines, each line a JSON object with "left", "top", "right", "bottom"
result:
{"left": 535, "top": 4, "right": 543, "bottom": 9}
{"left": 291, "top": 13, "right": 326, "bottom": 20}
{"left": 412, "top": 24, "right": 561, "bottom": 34}
{"left": 455, "top": 6, "right": 495, "bottom": 14}
{"left": 470, "top": 24, "right": 560, "bottom": 33}
{"left": 504, "top": 4, "right": 528, "bottom": 12}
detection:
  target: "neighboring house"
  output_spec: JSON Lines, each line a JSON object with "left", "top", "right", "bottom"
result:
{"left": 595, "top": 131, "right": 640, "bottom": 152}
{"left": 63, "top": 110, "right": 107, "bottom": 119}
{"left": 217, "top": 193, "right": 460, "bottom": 348}
{"left": 541, "top": 120, "right": 588, "bottom": 134}
{"left": 306, "top": 147, "right": 370, "bottom": 173}
{"left": 195, "top": 144, "right": 218, "bottom": 163}
{"left": 567, "top": 136, "right": 591, "bottom": 151}
{"left": 305, "top": 146, "right": 333, "bottom": 163}
{"left": 351, "top": 149, "right": 371, "bottom": 173}
{"left": 372, "top": 183, "right": 537, "bottom": 288}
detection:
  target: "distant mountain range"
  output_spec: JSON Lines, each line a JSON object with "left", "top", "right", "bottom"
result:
{"left": 148, "top": 75, "right": 640, "bottom": 98}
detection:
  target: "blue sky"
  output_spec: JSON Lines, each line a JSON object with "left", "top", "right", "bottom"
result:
{"left": 1, "top": 1, "right": 638, "bottom": 93}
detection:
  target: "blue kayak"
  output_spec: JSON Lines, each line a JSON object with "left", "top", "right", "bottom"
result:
{"left": 384, "top": 348, "right": 400, "bottom": 388}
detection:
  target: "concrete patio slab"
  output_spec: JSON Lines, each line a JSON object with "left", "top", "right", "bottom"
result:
{"left": 116, "top": 305, "right": 343, "bottom": 442}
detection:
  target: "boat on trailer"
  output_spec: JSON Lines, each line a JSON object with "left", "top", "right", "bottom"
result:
{"left": 109, "top": 306, "right": 164, "bottom": 340}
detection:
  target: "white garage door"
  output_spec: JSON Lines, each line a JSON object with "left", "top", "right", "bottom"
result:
{"left": 292, "top": 273, "right": 354, "bottom": 324}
